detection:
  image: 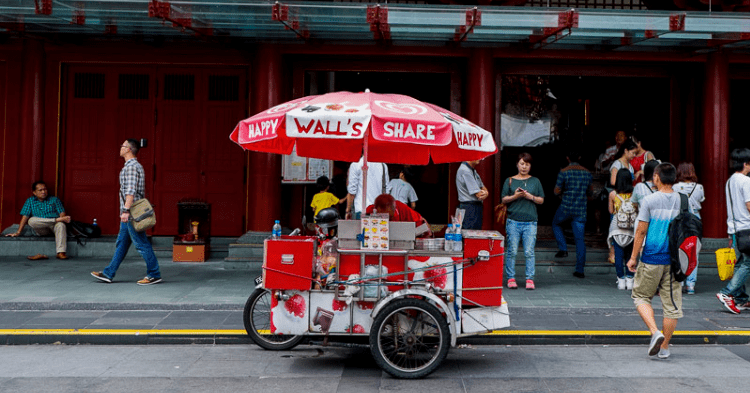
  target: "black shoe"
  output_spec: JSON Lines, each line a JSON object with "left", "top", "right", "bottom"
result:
{"left": 573, "top": 271, "right": 585, "bottom": 279}
{"left": 555, "top": 251, "right": 568, "bottom": 258}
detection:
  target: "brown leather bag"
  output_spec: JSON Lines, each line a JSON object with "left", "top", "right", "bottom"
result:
{"left": 494, "top": 178, "right": 512, "bottom": 236}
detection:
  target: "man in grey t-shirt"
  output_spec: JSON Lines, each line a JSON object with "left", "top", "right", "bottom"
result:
{"left": 717, "top": 148, "right": 750, "bottom": 314}
{"left": 456, "top": 160, "right": 488, "bottom": 230}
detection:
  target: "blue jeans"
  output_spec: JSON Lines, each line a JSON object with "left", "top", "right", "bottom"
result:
{"left": 552, "top": 207, "right": 586, "bottom": 273}
{"left": 459, "top": 202, "right": 483, "bottom": 230}
{"left": 102, "top": 221, "right": 161, "bottom": 280}
{"left": 504, "top": 219, "right": 537, "bottom": 281}
{"left": 613, "top": 242, "right": 634, "bottom": 279}
{"left": 720, "top": 247, "right": 750, "bottom": 303}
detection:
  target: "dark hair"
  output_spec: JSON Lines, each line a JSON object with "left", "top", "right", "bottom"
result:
{"left": 614, "top": 169, "right": 634, "bottom": 194}
{"left": 316, "top": 176, "right": 330, "bottom": 192}
{"left": 730, "top": 148, "right": 750, "bottom": 173}
{"left": 401, "top": 167, "right": 415, "bottom": 184}
{"left": 676, "top": 162, "right": 698, "bottom": 183}
{"left": 655, "top": 162, "right": 676, "bottom": 185}
{"left": 615, "top": 139, "right": 638, "bottom": 160}
{"left": 518, "top": 152, "right": 533, "bottom": 165}
{"left": 566, "top": 148, "right": 581, "bottom": 162}
{"left": 126, "top": 139, "right": 140, "bottom": 155}
{"left": 643, "top": 159, "right": 659, "bottom": 182}
{"left": 31, "top": 181, "right": 46, "bottom": 191}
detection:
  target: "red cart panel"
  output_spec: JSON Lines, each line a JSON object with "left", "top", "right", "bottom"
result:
{"left": 462, "top": 236, "right": 504, "bottom": 306}
{"left": 263, "top": 237, "right": 316, "bottom": 290}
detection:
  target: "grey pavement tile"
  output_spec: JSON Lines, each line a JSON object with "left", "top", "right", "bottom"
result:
{"left": 123, "top": 346, "right": 208, "bottom": 361}
{"left": 101, "top": 360, "right": 193, "bottom": 377}
{"left": 540, "top": 378, "right": 632, "bottom": 393}
{"left": 379, "top": 378, "right": 466, "bottom": 391}
{"left": 261, "top": 352, "right": 346, "bottom": 377}
{"left": 464, "top": 378, "right": 548, "bottom": 393}
{"left": 627, "top": 377, "right": 717, "bottom": 393}
{"left": 182, "top": 360, "right": 270, "bottom": 377}
{"left": 335, "top": 377, "right": 381, "bottom": 393}
{"left": 73, "top": 377, "right": 175, "bottom": 393}
{"left": 0, "top": 311, "right": 44, "bottom": 328}
{"left": 0, "top": 378, "right": 95, "bottom": 393}
{"left": 155, "top": 311, "right": 232, "bottom": 328}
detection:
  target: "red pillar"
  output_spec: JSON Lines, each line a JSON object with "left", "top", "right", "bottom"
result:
{"left": 20, "top": 40, "right": 45, "bottom": 184}
{"left": 247, "top": 45, "right": 283, "bottom": 231}
{"left": 701, "top": 52, "right": 730, "bottom": 238}
{"left": 466, "top": 49, "right": 495, "bottom": 229}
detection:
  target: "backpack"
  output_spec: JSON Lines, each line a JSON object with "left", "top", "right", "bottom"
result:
{"left": 668, "top": 193, "right": 702, "bottom": 282}
{"left": 615, "top": 194, "right": 637, "bottom": 229}
{"left": 67, "top": 220, "right": 102, "bottom": 246}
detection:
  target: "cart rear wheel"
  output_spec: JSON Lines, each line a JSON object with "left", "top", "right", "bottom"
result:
{"left": 243, "top": 288, "right": 304, "bottom": 350}
{"left": 369, "top": 298, "right": 450, "bottom": 379}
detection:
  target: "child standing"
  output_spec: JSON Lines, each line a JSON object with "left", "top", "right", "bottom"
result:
{"left": 608, "top": 168, "right": 636, "bottom": 290}
{"left": 311, "top": 176, "right": 345, "bottom": 216}
{"left": 387, "top": 167, "right": 418, "bottom": 210}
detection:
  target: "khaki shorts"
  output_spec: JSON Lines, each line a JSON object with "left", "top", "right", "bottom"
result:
{"left": 631, "top": 262, "right": 683, "bottom": 319}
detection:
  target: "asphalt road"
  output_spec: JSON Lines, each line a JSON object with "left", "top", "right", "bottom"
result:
{"left": 2, "top": 343, "right": 750, "bottom": 392}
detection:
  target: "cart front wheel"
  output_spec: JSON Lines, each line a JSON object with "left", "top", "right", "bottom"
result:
{"left": 243, "top": 288, "right": 304, "bottom": 350}
{"left": 369, "top": 298, "right": 450, "bottom": 379}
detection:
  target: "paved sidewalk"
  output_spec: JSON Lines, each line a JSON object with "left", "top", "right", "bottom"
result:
{"left": 0, "top": 256, "right": 749, "bottom": 346}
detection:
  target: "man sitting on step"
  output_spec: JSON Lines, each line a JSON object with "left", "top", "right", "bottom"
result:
{"left": 5, "top": 181, "right": 71, "bottom": 260}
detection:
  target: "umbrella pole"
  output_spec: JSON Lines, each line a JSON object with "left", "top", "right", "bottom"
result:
{"left": 361, "top": 127, "right": 369, "bottom": 217}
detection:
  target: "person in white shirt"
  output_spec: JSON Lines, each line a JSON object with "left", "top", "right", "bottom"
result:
{"left": 717, "top": 148, "right": 750, "bottom": 315}
{"left": 346, "top": 156, "right": 388, "bottom": 219}
{"left": 673, "top": 162, "right": 705, "bottom": 295}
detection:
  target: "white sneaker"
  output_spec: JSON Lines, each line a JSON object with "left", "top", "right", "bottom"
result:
{"left": 617, "top": 278, "right": 626, "bottom": 290}
{"left": 626, "top": 277, "right": 634, "bottom": 290}
{"left": 657, "top": 348, "right": 670, "bottom": 359}
{"left": 648, "top": 331, "right": 665, "bottom": 356}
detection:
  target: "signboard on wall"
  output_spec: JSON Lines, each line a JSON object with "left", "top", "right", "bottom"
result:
{"left": 282, "top": 146, "right": 333, "bottom": 184}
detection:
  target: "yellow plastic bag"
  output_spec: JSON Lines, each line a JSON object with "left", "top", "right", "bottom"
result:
{"left": 716, "top": 248, "right": 737, "bottom": 281}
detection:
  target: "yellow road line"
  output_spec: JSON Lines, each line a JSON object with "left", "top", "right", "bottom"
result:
{"left": 0, "top": 329, "right": 749, "bottom": 336}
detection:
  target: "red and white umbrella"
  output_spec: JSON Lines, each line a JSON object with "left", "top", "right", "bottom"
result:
{"left": 230, "top": 91, "right": 496, "bottom": 165}
{"left": 230, "top": 91, "right": 497, "bottom": 212}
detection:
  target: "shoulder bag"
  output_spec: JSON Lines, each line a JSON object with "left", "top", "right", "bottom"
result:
{"left": 727, "top": 178, "right": 750, "bottom": 255}
{"left": 129, "top": 198, "right": 156, "bottom": 232}
{"left": 494, "top": 178, "right": 513, "bottom": 236}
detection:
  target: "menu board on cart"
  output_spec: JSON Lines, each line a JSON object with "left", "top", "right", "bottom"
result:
{"left": 362, "top": 214, "right": 389, "bottom": 250}
{"left": 282, "top": 146, "right": 333, "bottom": 184}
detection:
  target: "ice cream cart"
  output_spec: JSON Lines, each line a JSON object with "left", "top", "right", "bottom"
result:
{"left": 242, "top": 220, "right": 508, "bottom": 379}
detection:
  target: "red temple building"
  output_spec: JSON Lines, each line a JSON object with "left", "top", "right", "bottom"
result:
{"left": 1, "top": 0, "right": 749, "bottom": 241}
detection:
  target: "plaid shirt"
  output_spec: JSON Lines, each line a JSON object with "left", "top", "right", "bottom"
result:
{"left": 19, "top": 196, "right": 65, "bottom": 218}
{"left": 554, "top": 163, "right": 593, "bottom": 218}
{"left": 120, "top": 158, "right": 145, "bottom": 212}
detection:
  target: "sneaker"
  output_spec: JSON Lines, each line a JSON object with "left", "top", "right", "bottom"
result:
{"left": 507, "top": 279, "right": 518, "bottom": 289}
{"left": 555, "top": 251, "right": 568, "bottom": 258}
{"left": 686, "top": 286, "right": 695, "bottom": 295}
{"left": 137, "top": 276, "right": 163, "bottom": 286}
{"left": 648, "top": 331, "right": 665, "bottom": 356}
{"left": 617, "top": 278, "right": 626, "bottom": 290}
{"left": 572, "top": 271, "right": 585, "bottom": 279}
{"left": 625, "top": 277, "right": 634, "bottom": 290}
{"left": 736, "top": 301, "right": 750, "bottom": 311}
{"left": 526, "top": 280, "right": 535, "bottom": 290}
{"left": 657, "top": 348, "right": 671, "bottom": 359}
{"left": 90, "top": 271, "right": 112, "bottom": 283}
{"left": 716, "top": 293, "right": 741, "bottom": 314}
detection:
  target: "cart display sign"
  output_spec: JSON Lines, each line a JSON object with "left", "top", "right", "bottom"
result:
{"left": 281, "top": 146, "right": 333, "bottom": 184}
{"left": 362, "top": 214, "right": 389, "bottom": 250}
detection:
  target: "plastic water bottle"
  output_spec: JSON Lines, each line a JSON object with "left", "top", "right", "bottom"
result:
{"left": 272, "top": 220, "right": 282, "bottom": 239}
{"left": 453, "top": 225, "right": 463, "bottom": 252}
{"left": 444, "top": 224, "right": 453, "bottom": 252}
{"left": 92, "top": 218, "right": 98, "bottom": 226}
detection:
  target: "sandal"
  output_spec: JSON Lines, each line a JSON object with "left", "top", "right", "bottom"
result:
{"left": 27, "top": 254, "right": 49, "bottom": 260}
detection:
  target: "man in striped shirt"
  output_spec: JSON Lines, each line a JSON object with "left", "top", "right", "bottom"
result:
{"left": 91, "top": 139, "right": 162, "bottom": 286}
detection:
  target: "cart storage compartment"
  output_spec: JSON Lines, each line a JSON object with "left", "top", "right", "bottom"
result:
{"left": 263, "top": 237, "right": 316, "bottom": 290}
{"left": 462, "top": 231, "right": 504, "bottom": 306}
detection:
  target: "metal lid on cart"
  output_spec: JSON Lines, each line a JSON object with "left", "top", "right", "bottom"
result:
{"left": 461, "top": 229, "right": 503, "bottom": 239}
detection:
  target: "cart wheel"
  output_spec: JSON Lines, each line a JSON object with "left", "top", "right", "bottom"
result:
{"left": 369, "top": 298, "right": 450, "bottom": 379}
{"left": 243, "top": 288, "right": 304, "bottom": 350}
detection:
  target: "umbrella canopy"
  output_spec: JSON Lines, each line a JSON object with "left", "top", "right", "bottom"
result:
{"left": 230, "top": 91, "right": 496, "bottom": 165}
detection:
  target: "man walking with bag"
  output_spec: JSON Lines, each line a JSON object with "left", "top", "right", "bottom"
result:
{"left": 717, "top": 148, "right": 750, "bottom": 314}
{"left": 627, "top": 162, "right": 686, "bottom": 359}
{"left": 91, "top": 139, "right": 162, "bottom": 285}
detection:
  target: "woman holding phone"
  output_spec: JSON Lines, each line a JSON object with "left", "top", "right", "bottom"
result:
{"left": 501, "top": 153, "right": 545, "bottom": 290}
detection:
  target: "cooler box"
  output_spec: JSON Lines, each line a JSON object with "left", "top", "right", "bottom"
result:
{"left": 462, "top": 230, "right": 504, "bottom": 306}
{"left": 263, "top": 237, "right": 316, "bottom": 290}
{"left": 173, "top": 244, "right": 207, "bottom": 262}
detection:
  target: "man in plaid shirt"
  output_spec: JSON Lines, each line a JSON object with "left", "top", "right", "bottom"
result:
{"left": 91, "top": 139, "right": 162, "bottom": 285}
{"left": 552, "top": 148, "right": 593, "bottom": 278}
{"left": 5, "top": 181, "right": 71, "bottom": 260}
